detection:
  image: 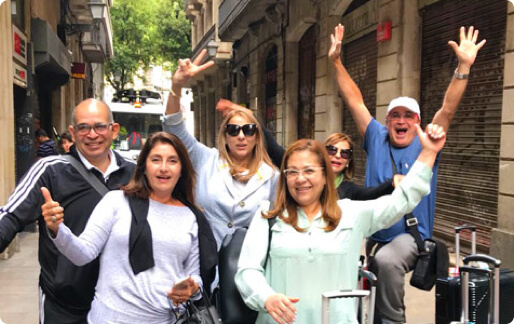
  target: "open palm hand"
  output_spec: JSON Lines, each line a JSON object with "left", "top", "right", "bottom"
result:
{"left": 448, "top": 26, "right": 486, "bottom": 68}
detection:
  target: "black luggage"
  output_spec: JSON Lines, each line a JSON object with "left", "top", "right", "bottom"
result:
{"left": 453, "top": 254, "right": 502, "bottom": 324}
{"left": 435, "top": 226, "right": 514, "bottom": 324}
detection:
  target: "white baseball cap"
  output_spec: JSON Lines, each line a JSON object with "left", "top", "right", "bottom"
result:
{"left": 387, "top": 97, "right": 420, "bottom": 118}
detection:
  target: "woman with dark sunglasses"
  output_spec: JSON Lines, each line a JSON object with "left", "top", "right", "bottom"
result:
{"left": 163, "top": 51, "right": 279, "bottom": 252}
{"left": 217, "top": 99, "right": 402, "bottom": 201}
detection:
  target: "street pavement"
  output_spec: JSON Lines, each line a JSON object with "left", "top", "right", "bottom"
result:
{"left": 0, "top": 232, "right": 435, "bottom": 323}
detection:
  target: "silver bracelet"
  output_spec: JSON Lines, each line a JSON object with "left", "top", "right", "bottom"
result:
{"left": 454, "top": 68, "right": 469, "bottom": 80}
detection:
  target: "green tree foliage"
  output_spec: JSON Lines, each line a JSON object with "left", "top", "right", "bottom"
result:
{"left": 105, "top": 0, "right": 191, "bottom": 92}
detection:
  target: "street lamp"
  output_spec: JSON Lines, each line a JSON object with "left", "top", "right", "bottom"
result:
{"left": 89, "top": 1, "right": 107, "bottom": 20}
{"left": 206, "top": 39, "right": 219, "bottom": 59}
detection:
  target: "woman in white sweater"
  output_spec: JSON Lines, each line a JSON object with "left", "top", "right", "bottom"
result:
{"left": 41, "top": 132, "right": 217, "bottom": 323}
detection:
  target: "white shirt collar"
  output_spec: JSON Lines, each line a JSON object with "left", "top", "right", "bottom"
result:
{"left": 76, "top": 149, "right": 120, "bottom": 181}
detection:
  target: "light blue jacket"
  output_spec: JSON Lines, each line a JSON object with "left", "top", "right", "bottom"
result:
{"left": 163, "top": 111, "right": 279, "bottom": 247}
{"left": 235, "top": 161, "right": 432, "bottom": 324}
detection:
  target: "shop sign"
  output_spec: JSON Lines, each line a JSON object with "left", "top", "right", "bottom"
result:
{"left": 376, "top": 21, "right": 392, "bottom": 42}
{"left": 12, "top": 25, "right": 27, "bottom": 66}
{"left": 13, "top": 61, "right": 27, "bottom": 88}
{"left": 71, "top": 62, "right": 86, "bottom": 79}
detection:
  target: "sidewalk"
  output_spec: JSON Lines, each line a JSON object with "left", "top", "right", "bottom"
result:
{"left": 0, "top": 232, "right": 39, "bottom": 324}
{"left": 0, "top": 232, "right": 435, "bottom": 323}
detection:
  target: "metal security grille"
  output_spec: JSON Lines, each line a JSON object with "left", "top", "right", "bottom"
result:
{"left": 420, "top": 0, "right": 506, "bottom": 249}
{"left": 342, "top": 32, "right": 378, "bottom": 184}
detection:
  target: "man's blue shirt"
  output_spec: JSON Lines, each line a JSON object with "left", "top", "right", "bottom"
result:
{"left": 363, "top": 118, "right": 439, "bottom": 242}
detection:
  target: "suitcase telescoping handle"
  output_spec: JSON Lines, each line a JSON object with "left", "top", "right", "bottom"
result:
{"left": 322, "top": 270, "right": 377, "bottom": 324}
{"left": 455, "top": 225, "right": 476, "bottom": 268}
{"left": 459, "top": 254, "right": 501, "bottom": 324}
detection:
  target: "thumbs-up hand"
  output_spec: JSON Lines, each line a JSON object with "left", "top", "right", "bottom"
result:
{"left": 41, "top": 187, "right": 64, "bottom": 236}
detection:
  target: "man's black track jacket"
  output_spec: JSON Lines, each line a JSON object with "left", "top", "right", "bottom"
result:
{"left": 0, "top": 146, "right": 135, "bottom": 311}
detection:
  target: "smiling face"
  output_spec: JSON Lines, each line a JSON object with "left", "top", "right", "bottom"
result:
{"left": 285, "top": 150, "right": 327, "bottom": 211}
{"left": 327, "top": 140, "right": 351, "bottom": 175}
{"left": 145, "top": 142, "right": 182, "bottom": 201}
{"left": 224, "top": 114, "right": 256, "bottom": 164}
{"left": 386, "top": 106, "right": 420, "bottom": 147}
{"left": 69, "top": 100, "right": 119, "bottom": 164}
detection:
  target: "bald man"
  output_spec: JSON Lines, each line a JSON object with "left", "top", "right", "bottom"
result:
{"left": 0, "top": 99, "right": 136, "bottom": 323}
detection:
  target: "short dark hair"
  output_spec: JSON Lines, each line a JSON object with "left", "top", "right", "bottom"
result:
{"left": 35, "top": 128, "right": 48, "bottom": 138}
{"left": 122, "top": 132, "right": 197, "bottom": 207}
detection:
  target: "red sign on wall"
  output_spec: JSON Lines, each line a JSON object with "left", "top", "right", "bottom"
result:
{"left": 12, "top": 25, "right": 27, "bottom": 65}
{"left": 376, "top": 21, "right": 392, "bottom": 42}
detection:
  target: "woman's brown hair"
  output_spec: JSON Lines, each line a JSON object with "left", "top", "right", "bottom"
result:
{"left": 122, "top": 131, "right": 197, "bottom": 207}
{"left": 266, "top": 139, "right": 341, "bottom": 232}
{"left": 323, "top": 132, "right": 354, "bottom": 180}
{"left": 217, "top": 109, "right": 274, "bottom": 182}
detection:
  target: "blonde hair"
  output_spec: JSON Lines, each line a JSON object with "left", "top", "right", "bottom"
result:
{"left": 323, "top": 133, "right": 354, "bottom": 180}
{"left": 217, "top": 110, "right": 274, "bottom": 182}
{"left": 266, "top": 139, "right": 341, "bottom": 232}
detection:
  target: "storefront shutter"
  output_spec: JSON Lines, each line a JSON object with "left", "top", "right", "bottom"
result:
{"left": 420, "top": 0, "right": 506, "bottom": 249}
{"left": 342, "top": 32, "right": 378, "bottom": 184}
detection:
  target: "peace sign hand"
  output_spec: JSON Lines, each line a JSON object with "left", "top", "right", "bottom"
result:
{"left": 172, "top": 49, "right": 215, "bottom": 88}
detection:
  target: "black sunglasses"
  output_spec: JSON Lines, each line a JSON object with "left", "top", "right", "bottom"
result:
{"left": 226, "top": 124, "right": 258, "bottom": 137}
{"left": 325, "top": 145, "right": 352, "bottom": 159}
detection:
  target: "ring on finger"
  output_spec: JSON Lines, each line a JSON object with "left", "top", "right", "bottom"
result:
{"left": 51, "top": 216, "right": 57, "bottom": 223}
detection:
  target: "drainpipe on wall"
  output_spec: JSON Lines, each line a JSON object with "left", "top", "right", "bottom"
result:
{"left": 280, "top": 0, "right": 289, "bottom": 146}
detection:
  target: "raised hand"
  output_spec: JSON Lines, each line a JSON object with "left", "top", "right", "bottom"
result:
{"left": 264, "top": 293, "right": 299, "bottom": 324}
{"left": 41, "top": 187, "right": 64, "bottom": 235}
{"left": 448, "top": 26, "right": 486, "bottom": 69}
{"left": 215, "top": 99, "right": 253, "bottom": 119}
{"left": 171, "top": 49, "right": 215, "bottom": 88}
{"left": 328, "top": 24, "right": 345, "bottom": 63}
{"left": 415, "top": 123, "right": 446, "bottom": 154}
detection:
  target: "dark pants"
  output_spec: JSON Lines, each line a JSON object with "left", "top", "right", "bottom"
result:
{"left": 40, "top": 288, "right": 89, "bottom": 324}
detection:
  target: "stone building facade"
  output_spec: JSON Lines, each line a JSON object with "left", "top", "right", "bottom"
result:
{"left": 185, "top": 0, "right": 514, "bottom": 267}
{"left": 0, "top": 0, "right": 113, "bottom": 257}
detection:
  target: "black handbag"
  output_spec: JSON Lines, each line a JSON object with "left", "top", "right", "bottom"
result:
{"left": 176, "top": 289, "right": 222, "bottom": 324}
{"left": 217, "top": 217, "right": 276, "bottom": 324}
{"left": 406, "top": 214, "right": 449, "bottom": 291}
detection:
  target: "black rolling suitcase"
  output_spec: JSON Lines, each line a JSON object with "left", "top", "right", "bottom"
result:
{"left": 453, "top": 254, "right": 507, "bottom": 324}
{"left": 435, "top": 226, "right": 514, "bottom": 324}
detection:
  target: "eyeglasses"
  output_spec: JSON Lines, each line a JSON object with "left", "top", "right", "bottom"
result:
{"left": 325, "top": 145, "right": 352, "bottom": 159}
{"left": 74, "top": 122, "right": 113, "bottom": 135}
{"left": 388, "top": 112, "right": 417, "bottom": 121}
{"left": 283, "top": 166, "right": 324, "bottom": 180}
{"left": 226, "top": 124, "right": 257, "bottom": 137}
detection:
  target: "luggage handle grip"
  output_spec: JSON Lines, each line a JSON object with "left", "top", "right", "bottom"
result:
{"left": 455, "top": 225, "right": 476, "bottom": 234}
{"left": 359, "top": 269, "right": 377, "bottom": 287}
{"left": 322, "top": 289, "right": 370, "bottom": 299}
{"left": 459, "top": 265, "right": 491, "bottom": 275}
{"left": 463, "top": 254, "right": 501, "bottom": 268}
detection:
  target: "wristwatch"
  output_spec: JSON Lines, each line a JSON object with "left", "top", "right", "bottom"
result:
{"left": 454, "top": 68, "right": 469, "bottom": 80}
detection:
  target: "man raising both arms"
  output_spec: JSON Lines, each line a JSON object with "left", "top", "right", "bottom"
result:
{"left": 328, "top": 24, "right": 485, "bottom": 323}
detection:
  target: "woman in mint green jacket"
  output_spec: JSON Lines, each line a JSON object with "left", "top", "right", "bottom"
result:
{"left": 235, "top": 123, "right": 446, "bottom": 324}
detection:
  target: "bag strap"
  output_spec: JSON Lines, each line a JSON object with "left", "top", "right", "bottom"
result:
{"left": 61, "top": 155, "right": 109, "bottom": 196}
{"left": 388, "top": 145, "right": 425, "bottom": 253}
{"left": 263, "top": 217, "right": 276, "bottom": 269}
